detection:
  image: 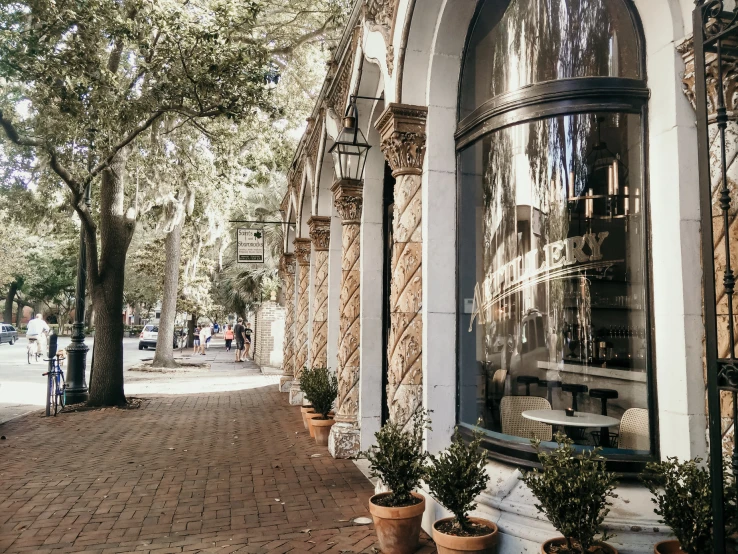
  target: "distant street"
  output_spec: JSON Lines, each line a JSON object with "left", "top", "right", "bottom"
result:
{"left": 0, "top": 336, "right": 271, "bottom": 425}
{"left": 0, "top": 337, "right": 149, "bottom": 424}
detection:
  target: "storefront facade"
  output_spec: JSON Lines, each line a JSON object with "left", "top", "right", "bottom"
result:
{"left": 279, "top": 1, "right": 712, "bottom": 551}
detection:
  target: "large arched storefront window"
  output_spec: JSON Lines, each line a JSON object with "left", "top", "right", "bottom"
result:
{"left": 456, "top": 0, "right": 655, "bottom": 470}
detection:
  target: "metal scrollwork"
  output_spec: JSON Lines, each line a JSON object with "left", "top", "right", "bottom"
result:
{"left": 719, "top": 362, "right": 738, "bottom": 390}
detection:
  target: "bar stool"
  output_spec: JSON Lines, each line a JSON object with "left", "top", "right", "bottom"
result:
{"left": 516, "top": 376, "right": 539, "bottom": 396}
{"left": 541, "top": 379, "right": 562, "bottom": 406}
{"left": 590, "top": 388, "right": 619, "bottom": 447}
{"left": 561, "top": 383, "right": 588, "bottom": 411}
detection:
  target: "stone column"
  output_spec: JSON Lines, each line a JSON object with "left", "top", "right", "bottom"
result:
{"left": 376, "top": 104, "right": 427, "bottom": 429}
{"left": 308, "top": 216, "right": 331, "bottom": 368}
{"left": 279, "top": 254, "right": 296, "bottom": 393}
{"left": 289, "top": 238, "right": 311, "bottom": 405}
{"left": 328, "top": 178, "right": 363, "bottom": 458}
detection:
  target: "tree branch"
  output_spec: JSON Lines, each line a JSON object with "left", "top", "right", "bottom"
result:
{"left": 0, "top": 110, "right": 43, "bottom": 147}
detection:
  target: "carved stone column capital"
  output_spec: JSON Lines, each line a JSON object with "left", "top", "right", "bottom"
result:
{"left": 375, "top": 104, "right": 428, "bottom": 176}
{"left": 293, "top": 238, "right": 312, "bottom": 266}
{"left": 677, "top": 35, "right": 738, "bottom": 118}
{"left": 279, "top": 253, "right": 296, "bottom": 278}
{"left": 331, "top": 179, "right": 364, "bottom": 223}
{"left": 308, "top": 216, "right": 332, "bottom": 251}
{"left": 363, "top": 0, "right": 398, "bottom": 75}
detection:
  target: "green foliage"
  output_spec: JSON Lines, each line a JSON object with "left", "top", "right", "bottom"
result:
{"left": 641, "top": 457, "right": 737, "bottom": 554}
{"left": 309, "top": 367, "right": 337, "bottom": 418}
{"left": 299, "top": 366, "right": 316, "bottom": 405}
{"left": 425, "top": 428, "right": 489, "bottom": 533}
{"left": 361, "top": 411, "right": 430, "bottom": 507}
{"left": 520, "top": 434, "right": 618, "bottom": 553}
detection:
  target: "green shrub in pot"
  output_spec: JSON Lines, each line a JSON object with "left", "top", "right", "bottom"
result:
{"left": 641, "top": 457, "right": 737, "bottom": 554}
{"left": 298, "top": 366, "right": 316, "bottom": 405}
{"left": 361, "top": 410, "right": 430, "bottom": 506}
{"left": 360, "top": 411, "right": 430, "bottom": 554}
{"left": 520, "top": 433, "right": 618, "bottom": 554}
{"left": 425, "top": 427, "right": 498, "bottom": 553}
{"left": 309, "top": 367, "right": 337, "bottom": 418}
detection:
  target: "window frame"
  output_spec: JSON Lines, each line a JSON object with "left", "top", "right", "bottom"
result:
{"left": 454, "top": 0, "right": 657, "bottom": 474}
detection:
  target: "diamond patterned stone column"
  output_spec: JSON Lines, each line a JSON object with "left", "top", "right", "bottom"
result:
{"left": 376, "top": 104, "right": 427, "bottom": 429}
{"left": 328, "top": 179, "right": 363, "bottom": 458}
{"left": 309, "top": 217, "right": 331, "bottom": 368}
{"left": 289, "top": 238, "right": 312, "bottom": 405}
{"left": 279, "top": 254, "right": 296, "bottom": 392}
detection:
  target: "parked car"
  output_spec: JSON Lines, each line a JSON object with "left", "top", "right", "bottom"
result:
{"left": 138, "top": 324, "right": 178, "bottom": 350}
{"left": 0, "top": 324, "right": 18, "bottom": 345}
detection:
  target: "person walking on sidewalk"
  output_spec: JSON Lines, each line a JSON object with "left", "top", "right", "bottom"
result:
{"left": 193, "top": 326, "right": 201, "bottom": 354}
{"left": 199, "top": 324, "right": 211, "bottom": 355}
{"left": 233, "top": 318, "right": 246, "bottom": 362}
{"left": 224, "top": 324, "right": 234, "bottom": 352}
{"left": 202, "top": 323, "right": 212, "bottom": 350}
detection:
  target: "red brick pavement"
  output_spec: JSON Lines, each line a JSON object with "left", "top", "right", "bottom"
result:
{"left": 0, "top": 386, "right": 435, "bottom": 553}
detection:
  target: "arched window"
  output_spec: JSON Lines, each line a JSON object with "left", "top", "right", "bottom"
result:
{"left": 456, "top": 0, "right": 654, "bottom": 470}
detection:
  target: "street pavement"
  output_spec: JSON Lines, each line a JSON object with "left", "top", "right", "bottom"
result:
{"left": 0, "top": 344, "right": 436, "bottom": 554}
{"left": 0, "top": 336, "right": 258, "bottom": 424}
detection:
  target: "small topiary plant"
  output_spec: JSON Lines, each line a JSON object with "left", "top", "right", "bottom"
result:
{"left": 425, "top": 427, "right": 491, "bottom": 536}
{"left": 299, "top": 367, "right": 315, "bottom": 405}
{"left": 641, "top": 457, "right": 737, "bottom": 554}
{"left": 310, "top": 367, "right": 337, "bottom": 418}
{"left": 520, "top": 433, "right": 618, "bottom": 554}
{"left": 361, "top": 410, "right": 430, "bottom": 508}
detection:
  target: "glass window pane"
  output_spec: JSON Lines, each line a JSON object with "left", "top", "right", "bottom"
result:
{"left": 458, "top": 112, "right": 650, "bottom": 453}
{"left": 459, "top": 0, "right": 641, "bottom": 119}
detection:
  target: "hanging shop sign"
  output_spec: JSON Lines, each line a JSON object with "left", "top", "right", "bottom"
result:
{"left": 237, "top": 228, "right": 265, "bottom": 263}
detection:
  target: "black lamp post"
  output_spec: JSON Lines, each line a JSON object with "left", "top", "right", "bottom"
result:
{"left": 65, "top": 133, "right": 93, "bottom": 404}
{"left": 328, "top": 98, "right": 371, "bottom": 181}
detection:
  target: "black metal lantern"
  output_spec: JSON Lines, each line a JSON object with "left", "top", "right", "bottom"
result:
{"left": 329, "top": 99, "right": 371, "bottom": 181}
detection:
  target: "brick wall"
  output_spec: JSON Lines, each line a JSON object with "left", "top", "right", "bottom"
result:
{"left": 253, "top": 301, "right": 285, "bottom": 369}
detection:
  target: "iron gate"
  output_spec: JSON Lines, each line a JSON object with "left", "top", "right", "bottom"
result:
{"left": 694, "top": 1, "right": 738, "bottom": 551}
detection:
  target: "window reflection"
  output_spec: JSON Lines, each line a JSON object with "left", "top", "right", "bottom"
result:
{"left": 460, "top": 0, "right": 640, "bottom": 118}
{"left": 458, "top": 112, "right": 650, "bottom": 452}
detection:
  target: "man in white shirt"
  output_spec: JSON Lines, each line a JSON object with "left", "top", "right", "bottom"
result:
{"left": 199, "top": 324, "right": 211, "bottom": 354}
{"left": 26, "top": 314, "right": 50, "bottom": 358}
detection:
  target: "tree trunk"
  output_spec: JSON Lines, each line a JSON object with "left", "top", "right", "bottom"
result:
{"left": 152, "top": 218, "right": 183, "bottom": 368}
{"left": 3, "top": 281, "right": 17, "bottom": 323}
{"left": 86, "top": 155, "right": 134, "bottom": 407}
{"left": 88, "top": 276, "right": 126, "bottom": 406}
{"left": 188, "top": 314, "right": 196, "bottom": 348}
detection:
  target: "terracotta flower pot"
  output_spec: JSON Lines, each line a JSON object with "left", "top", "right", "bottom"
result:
{"left": 541, "top": 538, "right": 618, "bottom": 554}
{"left": 300, "top": 406, "right": 314, "bottom": 429}
{"left": 368, "top": 492, "right": 425, "bottom": 554}
{"left": 304, "top": 412, "right": 321, "bottom": 438}
{"left": 433, "top": 517, "right": 499, "bottom": 554}
{"left": 311, "top": 417, "right": 335, "bottom": 446}
{"left": 654, "top": 540, "right": 684, "bottom": 554}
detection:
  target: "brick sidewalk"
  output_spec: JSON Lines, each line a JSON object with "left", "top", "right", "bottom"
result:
{"left": 0, "top": 385, "right": 435, "bottom": 553}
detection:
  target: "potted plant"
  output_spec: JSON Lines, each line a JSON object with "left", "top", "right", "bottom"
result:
{"left": 361, "top": 411, "right": 429, "bottom": 554}
{"left": 641, "top": 457, "right": 737, "bottom": 554}
{"left": 309, "top": 368, "right": 338, "bottom": 446}
{"left": 520, "top": 433, "right": 619, "bottom": 554}
{"left": 298, "top": 367, "right": 316, "bottom": 430}
{"left": 425, "top": 428, "right": 498, "bottom": 553}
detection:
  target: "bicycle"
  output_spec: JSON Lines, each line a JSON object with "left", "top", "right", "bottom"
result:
{"left": 27, "top": 336, "right": 44, "bottom": 364}
{"left": 42, "top": 353, "right": 66, "bottom": 416}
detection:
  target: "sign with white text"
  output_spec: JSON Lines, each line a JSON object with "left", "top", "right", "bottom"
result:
{"left": 237, "top": 229, "right": 264, "bottom": 263}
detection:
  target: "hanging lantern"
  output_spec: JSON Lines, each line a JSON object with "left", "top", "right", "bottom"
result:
{"left": 328, "top": 99, "right": 371, "bottom": 182}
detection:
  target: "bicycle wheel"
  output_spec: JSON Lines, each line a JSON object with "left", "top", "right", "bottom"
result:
{"left": 27, "top": 347, "right": 31, "bottom": 364}
{"left": 52, "top": 381, "right": 59, "bottom": 415}
{"left": 57, "top": 375, "right": 66, "bottom": 410}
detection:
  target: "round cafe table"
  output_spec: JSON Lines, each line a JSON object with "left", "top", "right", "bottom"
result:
{"left": 522, "top": 409, "right": 620, "bottom": 444}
